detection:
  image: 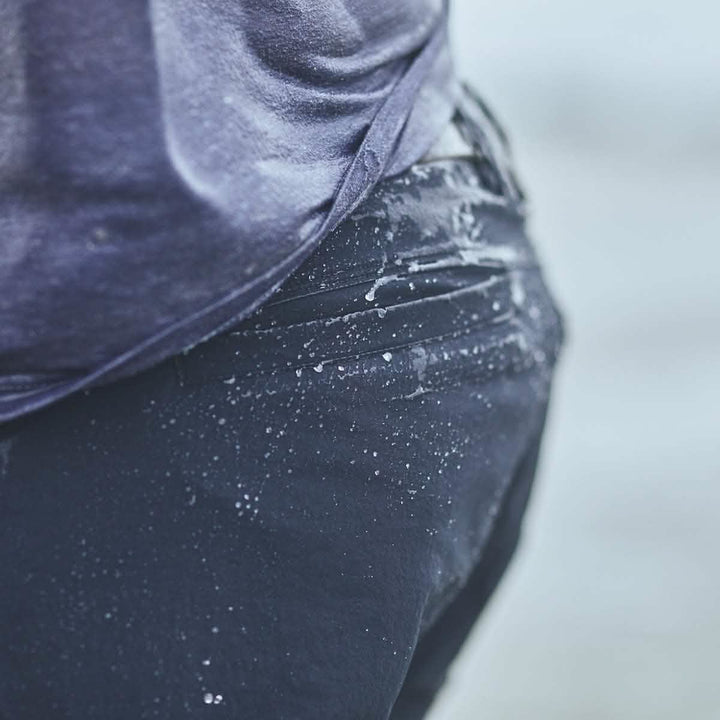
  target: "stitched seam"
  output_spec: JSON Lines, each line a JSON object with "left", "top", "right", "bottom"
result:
{"left": 235, "top": 265, "right": 538, "bottom": 334}
{"left": 267, "top": 248, "right": 530, "bottom": 304}
{"left": 191, "top": 305, "right": 521, "bottom": 385}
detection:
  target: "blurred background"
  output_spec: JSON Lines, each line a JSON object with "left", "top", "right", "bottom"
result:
{"left": 429, "top": 1, "right": 720, "bottom": 718}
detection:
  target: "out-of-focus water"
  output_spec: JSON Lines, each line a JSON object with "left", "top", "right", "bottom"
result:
{"left": 428, "top": 2, "right": 720, "bottom": 718}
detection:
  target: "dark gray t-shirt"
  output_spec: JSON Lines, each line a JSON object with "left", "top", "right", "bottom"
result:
{"left": 0, "top": 0, "right": 457, "bottom": 421}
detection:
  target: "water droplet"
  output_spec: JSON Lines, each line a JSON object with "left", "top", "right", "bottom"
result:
{"left": 203, "top": 693, "right": 214, "bottom": 704}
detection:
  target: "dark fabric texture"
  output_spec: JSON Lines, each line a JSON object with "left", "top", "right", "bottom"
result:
{"left": 0, "top": 0, "right": 456, "bottom": 422}
{"left": 0, "top": 102, "right": 564, "bottom": 719}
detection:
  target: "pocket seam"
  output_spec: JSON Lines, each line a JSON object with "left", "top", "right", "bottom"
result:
{"left": 234, "top": 262, "right": 538, "bottom": 335}
{"left": 183, "top": 299, "right": 522, "bottom": 386}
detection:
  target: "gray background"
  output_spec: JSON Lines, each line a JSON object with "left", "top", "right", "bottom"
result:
{"left": 428, "top": 2, "right": 720, "bottom": 718}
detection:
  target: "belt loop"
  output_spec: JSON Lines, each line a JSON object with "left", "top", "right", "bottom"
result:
{"left": 456, "top": 83, "right": 525, "bottom": 208}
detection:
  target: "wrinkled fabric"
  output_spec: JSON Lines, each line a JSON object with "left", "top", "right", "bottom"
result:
{"left": 0, "top": 0, "right": 457, "bottom": 422}
{"left": 0, "top": 108, "right": 564, "bottom": 718}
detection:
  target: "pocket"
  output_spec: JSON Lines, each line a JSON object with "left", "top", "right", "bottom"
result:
{"left": 176, "top": 154, "right": 548, "bottom": 387}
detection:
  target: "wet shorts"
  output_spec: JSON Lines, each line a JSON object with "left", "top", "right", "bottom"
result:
{"left": 0, "top": 90, "right": 564, "bottom": 720}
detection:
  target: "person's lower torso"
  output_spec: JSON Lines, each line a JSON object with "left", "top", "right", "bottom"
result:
{"left": 0, "top": 94, "right": 564, "bottom": 720}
